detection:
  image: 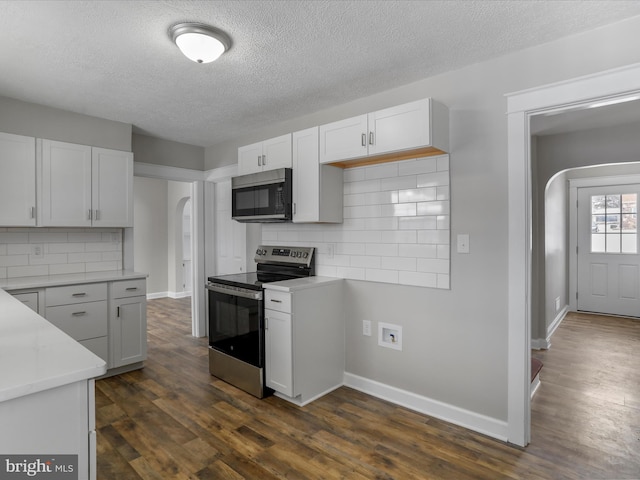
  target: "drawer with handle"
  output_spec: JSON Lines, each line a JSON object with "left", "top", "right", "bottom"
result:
{"left": 111, "top": 279, "right": 147, "bottom": 299}
{"left": 265, "top": 289, "right": 291, "bottom": 313}
{"left": 45, "top": 283, "right": 107, "bottom": 307}
{"left": 45, "top": 300, "right": 108, "bottom": 341}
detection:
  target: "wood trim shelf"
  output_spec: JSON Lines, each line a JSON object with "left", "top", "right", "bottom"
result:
{"left": 327, "top": 146, "right": 447, "bottom": 168}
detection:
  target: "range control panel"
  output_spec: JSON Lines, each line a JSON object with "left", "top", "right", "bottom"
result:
{"left": 254, "top": 245, "right": 314, "bottom": 266}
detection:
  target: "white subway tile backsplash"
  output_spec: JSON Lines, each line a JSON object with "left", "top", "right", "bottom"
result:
{"left": 417, "top": 171, "right": 449, "bottom": 188}
{"left": 335, "top": 267, "right": 366, "bottom": 280}
{"left": 417, "top": 201, "right": 450, "bottom": 216}
{"left": 366, "top": 269, "right": 399, "bottom": 284}
{"left": 0, "top": 255, "right": 28, "bottom": 267}
{"left": 398, "top": 157, "right": 438, "bottom": 176}
{"left": 0, "top": 232, "right": 28, "bottom": 244}
{"left": 398, "top": 216, "right": 438, "bottom": 230}
{"left": 28, "top": 232, "right": 68, "bottom": 243}
{"left": 365, "top": 163, "right": 398, "bottom": 180}
{"left": 399, "top": 271, "right": 438, "bottom": 288}
{"left": 365, "top": 243, "right": 398, "bottom": 257}
{"left": 398, "top": 187, "right": 436, "bottom": 203}
{"left": 263, "top": 154, "right": 450, "bottom": 289}
{"left": 8, "top": 265, "right": 49, "bottom": 278}
{"left": 49, "top": 263, "right": 86, "bottom": 275}
{"left": 350, "top": 256, "right": 381, "bottom": 269}
{"left": 0, "top": 228, "right": 123, "bottom": 278}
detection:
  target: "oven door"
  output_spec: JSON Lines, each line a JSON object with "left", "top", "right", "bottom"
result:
{"left": 207, "top": 283, "right": 264, "bottom": 368}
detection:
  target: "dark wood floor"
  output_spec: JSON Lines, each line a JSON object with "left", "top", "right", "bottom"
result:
{"left": 96, "top": 300, "right": 640, "bottom": 479}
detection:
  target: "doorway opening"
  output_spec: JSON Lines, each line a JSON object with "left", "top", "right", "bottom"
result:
{"left": 506, "top": 62, "right": 640, "bottom": 446}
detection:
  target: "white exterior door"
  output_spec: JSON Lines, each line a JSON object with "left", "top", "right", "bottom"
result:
{"left": 577, "top": 185, "right": 640, "bottom": 317}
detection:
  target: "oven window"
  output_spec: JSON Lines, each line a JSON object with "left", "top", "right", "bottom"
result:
{"left": 208, "top": 289, "right": 263, "bottom": 367}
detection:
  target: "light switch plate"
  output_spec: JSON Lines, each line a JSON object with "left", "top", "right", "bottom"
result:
{"left": 457, "top": 234, "right": 470, "bottom": 254}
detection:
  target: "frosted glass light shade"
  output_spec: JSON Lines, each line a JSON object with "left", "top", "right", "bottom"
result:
{"left": 170, "top": 23, "right": 231, "bottom": 64}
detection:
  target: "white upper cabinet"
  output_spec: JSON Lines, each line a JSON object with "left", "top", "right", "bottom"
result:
{"left": 292, "top": 127, "right": 343, "bottom": 223}
{"left": 0, "top": 132, "right": 36, "bottom": 226}
{"left": 319, "top": 98, "right": 449, "bottom": 165}
{"left": 318, "top": 115, "right": 368, "bottom": 164}
{"left": 40, "top": 139, "right": 93, "bottom": 227}
{"left": 40, "top": 139, "right": 133, "bottom": 227}
{"left": 238, "top": 133, "right": 292, "bottom": 175}
{"left": 92, "top": 147, "right": 134, "bottom": 227}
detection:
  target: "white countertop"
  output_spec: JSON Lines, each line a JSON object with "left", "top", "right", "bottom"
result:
{"left": 0, "top": 288, "right": 107, "bottom": 403}
{"left": 0, "top": 270, "right": 147, "bottom": 291}
{"left": 264, "top": 276, "right": 343, "bottom": 292}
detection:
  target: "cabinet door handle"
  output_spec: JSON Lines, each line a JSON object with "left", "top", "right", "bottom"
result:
{"left": 262, "top": 154, "right": 266, "bottom": 166}
{"left": 369, "top": 132, "right": 374, "bottom": 145}
{"left": 265, "top": 317, "right": 268, "bottom": 330}
{"left": 117, "top": 306, "right": 120, "bottom": 317}
{"left": 30, "top": 206, "right": 35, "bottom": 219}
{"left": 125, "top": 287, "right": 138, "bottom": 291}
{"left": 72, "top": 292, "right": 87, "bottom": 297}
{"left": 95, "top": 209, "right": 100, "bottom": 221}
{"left": 361, "top": 133, "right": 366, "bottom": 147}
{"left": 72, "top": 311, "right": 87, "bottom": 316}
{"left": 293, "top": 203, "right": 296, "bottom": 214}
{"left": 258, "top": 155, "right": 261, "bottom": 166}
{"left": 270, "top": 299, "right": 282, "bottom": 303}
{"left": 87, "top": 209, "right": 93, "bottom": 220}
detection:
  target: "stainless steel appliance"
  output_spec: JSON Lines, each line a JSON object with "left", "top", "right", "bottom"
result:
{"left": 231, "top": 168, "right": 292, "bottom": 223}
{"left": 207, "top": 245, "right": 315, "bottom": 398}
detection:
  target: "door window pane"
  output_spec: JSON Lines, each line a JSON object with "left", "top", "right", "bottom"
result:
{"left": 591, "top": 193, "right": 637, "bottom": 254}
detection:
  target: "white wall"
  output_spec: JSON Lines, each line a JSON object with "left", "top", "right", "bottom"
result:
{"left": 167, "top": 180, "right": 192, "bottom": 295}
{"left": 204, "top": 16, "right": 640, "bottom": 430}
{"left": 133, "top": 177, "right": 168, "bottom": 296}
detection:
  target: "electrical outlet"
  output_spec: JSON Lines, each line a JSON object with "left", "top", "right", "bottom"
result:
{"left": 31, "top": 244, "right": 44, "bottom": 259}
{"left": 362, "top": 320, "right": 372, "bottom": 336}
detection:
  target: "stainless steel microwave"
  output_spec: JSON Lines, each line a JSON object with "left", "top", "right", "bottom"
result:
{"left": 231, "top": 168, "right": 292, "bottom": 222}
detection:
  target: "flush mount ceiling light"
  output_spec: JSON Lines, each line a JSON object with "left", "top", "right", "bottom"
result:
{"left": 169, "top": 22, "right": 231, "bottom": 64}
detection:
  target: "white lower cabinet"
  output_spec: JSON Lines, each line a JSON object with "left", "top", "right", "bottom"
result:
{"left": 0, "top": 379, "right": 97, "bottom": 480}
{"left": 110, "top": 279, "right": 147, "bottom": 369}
{"left": 264, "top": 280, "right": 344, "bottom": 406}
{"left": 38, "top": 277, "right": 147, "bottom": 372}
{"left": 45, "top": 283, "right": 109, "bottom": 364}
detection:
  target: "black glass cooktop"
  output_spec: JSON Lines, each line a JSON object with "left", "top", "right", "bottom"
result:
{"left": 208, "top": 270, "right": 306, "bottom": 291}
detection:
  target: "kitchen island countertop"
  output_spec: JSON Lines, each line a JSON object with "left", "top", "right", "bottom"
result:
{"left": 0, "top": 289, "right": 107, "bottom": 403}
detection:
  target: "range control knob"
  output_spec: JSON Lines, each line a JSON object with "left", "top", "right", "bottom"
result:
{"left": 302, "top": 252, "right": 309, "bottom": 258}
{"left": 256, "top": 249, "right": 262, "bottom": 255}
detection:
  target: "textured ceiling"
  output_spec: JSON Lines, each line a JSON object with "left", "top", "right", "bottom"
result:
{"left": 1, "top": 0, "right": 640, "bottom": 148}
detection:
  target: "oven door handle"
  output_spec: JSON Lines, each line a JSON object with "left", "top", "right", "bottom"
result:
{"left": 206, "top": 283, "right": 263, "bottom": 301}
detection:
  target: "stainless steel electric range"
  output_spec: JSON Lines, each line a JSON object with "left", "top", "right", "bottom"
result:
{"left": 206, "top": 245, "right": 315, "bottom": 398}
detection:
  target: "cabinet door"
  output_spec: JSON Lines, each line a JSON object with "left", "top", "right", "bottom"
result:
{"left": 111, "top": 296, "right": 147, "bottom": 368}
{"left": 238, "top": 142, "right": 263, "bottom": 175}
{"left": 92, "top": 147, "right": 134, "bottom": 227}
{"left": 0, "top": 132, "right": 36, "bottom": 226}
{"left": 292, "top": 127, "right": 320, "bottom": 223}
{"left": 261, "top": 134, "right": 292, "bottom": 171}
{"left": 368, "top": 98, "right": 431, "bottom": 156}
{"left": 319, "top": 114, "right": 368, "bottom": 164}
{"left": 265, "top": 309, "right": 293, "bottom": 397}
{"left": 40, "top": 139, "right": 92, "bottom": 226}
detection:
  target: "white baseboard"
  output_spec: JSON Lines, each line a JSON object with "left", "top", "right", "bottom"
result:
{"left": 147, "top": 292, "right": 169, "bottom": 300}
{"left": 168, "top": 291, "right": 192, "bottom": 299}
{"left": 531, "top": 305, "right": 568, "bottom": 350}
{"left": 343, "top": 372, "right": 508, "bottom": 442}
{"left": 547, "top": 305, "right": 568, "bottom": 341}
{"left": 274, "top": 383, "right": 343, "bottom": 407}
{"left": 146, "top": 291, "right": 192, "bottom": 300}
